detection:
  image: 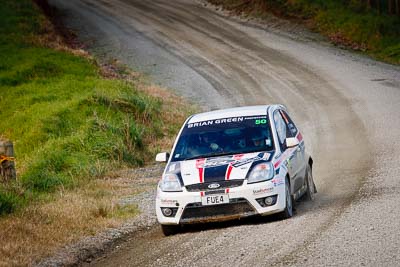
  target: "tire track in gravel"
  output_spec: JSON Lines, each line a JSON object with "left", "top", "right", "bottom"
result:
{"left": 49, "top": 0, "right": 378, "bottom": 266}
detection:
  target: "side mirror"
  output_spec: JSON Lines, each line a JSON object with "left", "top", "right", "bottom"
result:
{"left": 156, "top": 152, "right": 170, "bottom": 162}
{"left": 286, "top": 137, "right": 299, "bottom": 148}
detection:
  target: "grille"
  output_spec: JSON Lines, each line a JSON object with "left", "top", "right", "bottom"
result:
{"left": 180, "top": 198, "right": 256, "bottom": 223}
{"left": 185, "top": 180, "right": 244, "bottom": 192}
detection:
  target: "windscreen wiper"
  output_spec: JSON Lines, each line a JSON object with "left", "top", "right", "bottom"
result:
{"left": 184, "top": 151, "right": 232, "bottom": 160}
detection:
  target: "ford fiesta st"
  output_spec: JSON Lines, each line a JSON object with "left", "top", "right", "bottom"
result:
{"left": 155, "top": 105, "right": 316, "bottom": 236}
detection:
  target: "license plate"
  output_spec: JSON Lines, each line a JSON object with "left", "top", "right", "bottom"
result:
{"left": 201, "top": 194, "right": 229, "bottom": 206}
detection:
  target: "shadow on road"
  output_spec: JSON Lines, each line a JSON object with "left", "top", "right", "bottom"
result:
{"left": 167, "top": 196, "right": 320, "bottom": 236}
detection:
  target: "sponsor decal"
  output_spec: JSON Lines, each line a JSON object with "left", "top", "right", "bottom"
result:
{"left": 255, "top": 119, "right": 267, "bottom": 125}
{"left": 195, "top": 154, "right": 262, "bottom": 169}
{"left": 166, "top": 162, "right": 181, "bottom": 176}
{"left": 253, "top": 187, "right": 274, "bottom": 195}
{"left": 274, "top": 148, "right": 292, "bottom": 169}
{"left": 286, "top": 159, "right": 292, "bottom": 169}
{"left": 188, "top": 117, "right": 244, "bottom": 128}
{"left": 244, "top": 115, "right": 267, "bottom": 120}
{"left": 231, "top": 156, "right": 262, "bottom": 168}
{"left": 271, "top": 178, "right": 285, "bottom": 187}
{"left": 168, "top": 163, "right": 176, "bottom": 172}
{"left": 233, "top": 154, "right": 245, "bottom": 160}
{"left": 203, "top": 157, "right": 233, "bottom": 168}
{"left": 160, "top": 199, "right": 178, "bottom": 205}
{"left": 186, "top": 153, "right": 266, "bottom": 182}
{"left": 263, "top": 153, "right": 271, "bottom": 160}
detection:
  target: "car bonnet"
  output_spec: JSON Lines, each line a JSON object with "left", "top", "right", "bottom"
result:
{"left": 164, "top": 152, "right": 273, "bottom": 186}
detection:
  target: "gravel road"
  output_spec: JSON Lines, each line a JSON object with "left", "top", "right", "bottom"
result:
{"left": 48, "top": 0, "right": 400, "bottom": 266}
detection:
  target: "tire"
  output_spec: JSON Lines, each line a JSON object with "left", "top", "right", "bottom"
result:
{"left": 161, "top": 224, "right": 180, "bottom": 236}
{"left": 305, "top": 164, "right": 316, "bottom": 201}
{"left": 279, "top": 177, "right": 294, "bottom": 219}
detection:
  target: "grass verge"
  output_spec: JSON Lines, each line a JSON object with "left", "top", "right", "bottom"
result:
{"left": 0, "top": 0, "right": 194, "bottom": 265}
{"left": 207, "top": 0, "right": 400, "bottom": 64}
{"left": 0, "top": 177, "right": 141, "bottom": 267}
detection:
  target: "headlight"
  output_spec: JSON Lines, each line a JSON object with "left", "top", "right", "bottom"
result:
{"left": 159, "top": 173, "right": 182, "bottom": 192}
{"left": 247, "top": 163, "right": 274, "bottom": 184}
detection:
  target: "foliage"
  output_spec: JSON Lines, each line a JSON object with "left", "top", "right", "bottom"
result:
{"left": 290, "top": 0, "right": 400, "bottom": 63}
{"left": 0, "top": 0, "right": 183, "bottom": 214}
{"left": 208, "top": 0, "right": 400, "bottom": 64}
{"left": 0, "top": 190, "right": 21, "bottom": 215}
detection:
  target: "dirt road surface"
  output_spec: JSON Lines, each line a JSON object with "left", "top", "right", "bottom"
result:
{"left": 48, "top": 0, "right": 400, "bottom": 266}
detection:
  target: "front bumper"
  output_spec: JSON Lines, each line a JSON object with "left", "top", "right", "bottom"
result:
{"left": 156, "top": 178, "right": 286, "bottom": 225}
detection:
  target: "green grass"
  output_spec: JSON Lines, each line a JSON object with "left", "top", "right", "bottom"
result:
{"left": 0, "top": 0, "right": 179, "bottom": 215}
{"left": 208, "top": 0, "right": 400, "bottom": 64}
{"left": 298, "top": 0, "right": 400, "bottom": 63}
{"left": 0, "top": 189, "right": 21, "bottom": 216}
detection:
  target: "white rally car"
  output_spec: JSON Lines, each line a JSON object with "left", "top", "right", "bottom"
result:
{"left": 155, "top": 105, "right": 316, "bottom": 236}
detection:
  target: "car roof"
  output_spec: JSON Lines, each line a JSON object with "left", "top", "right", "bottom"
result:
{"left": 187, "top": 105, "right": 280, "bottom": 123}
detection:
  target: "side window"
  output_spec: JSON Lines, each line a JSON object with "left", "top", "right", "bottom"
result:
{"left": 273, "top": 110, "right": 286, "bottom": 151}
{"left": 279, "top": 110, "right": 298, "bottom": 137}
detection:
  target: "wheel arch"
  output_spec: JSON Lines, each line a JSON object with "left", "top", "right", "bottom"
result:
{"left": 308, "top": 156, "right": 313, "bottom": 169}
{"left": 285, "top": 173, "right": 291, "bottom": 185}
{"left": 285, "top": 173, "right": 294, "bottom": 195}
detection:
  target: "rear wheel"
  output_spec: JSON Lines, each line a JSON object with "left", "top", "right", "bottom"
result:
{"left": 279, "top": 177, "right": 293, "bottom": 219}
{"left": 161, "top": 224, "right": 180, "bottom": 236}
{"left": 305, "top": 164, "right": 316, "bottom": 201}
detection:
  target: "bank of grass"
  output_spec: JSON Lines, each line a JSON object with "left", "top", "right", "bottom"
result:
{"left": 0, "top": 0, "right": 193, "bottom": 265}
{"left": 207, "top": 0, "right": 400, "bottom": 64}
{"left": 0, "top": 178, "right": 142, "bottom": 267}
{"left": 0, "top": 0, "right": 187, "bottom": 212}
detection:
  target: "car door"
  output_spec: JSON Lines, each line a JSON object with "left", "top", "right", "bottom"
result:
{"left": 273, "top": 110, "right": 296, "bottom": 183}
{"left": 279, "top": 110, "right": 306, "bottom": 191}
{"left": 273, "top": 109, "right": 302, "bottom": 193}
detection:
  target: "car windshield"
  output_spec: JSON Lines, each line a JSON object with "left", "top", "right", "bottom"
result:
{"left": 171, "top": 115, "right": 274, "bottom": 161}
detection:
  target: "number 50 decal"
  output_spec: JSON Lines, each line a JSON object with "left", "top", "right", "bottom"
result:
{"left": 255, "top": 119, "right": 267, "bottom": 125}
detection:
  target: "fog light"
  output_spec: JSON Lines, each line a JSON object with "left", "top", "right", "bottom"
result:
{"left": 162, "top": 207, "right": 173, "bottom": 217}
{"left": 264, "top": 196, "right": 273, "bottom": 206}
{"left": 256, "top": 195, "right": 278, "bottom": 207}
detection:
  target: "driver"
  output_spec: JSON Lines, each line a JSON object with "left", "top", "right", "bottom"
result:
{"left": 250, "top": 128, "right": 270, "bottom": 148}
{"left": 199, "top": 132, "right": 220, "bottom": 153}
{"left": 252, "top": 134, "right": 265, "bottom": 147}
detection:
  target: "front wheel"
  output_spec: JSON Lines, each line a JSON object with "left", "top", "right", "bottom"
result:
{"left": 305, "top": 164, "right": 316, "bottom": 201}
{"left": 279, "top": 177, "right": 293, "bottom": 219}
{"left": 161, "top": 224, "right": 180, "bottom": 236}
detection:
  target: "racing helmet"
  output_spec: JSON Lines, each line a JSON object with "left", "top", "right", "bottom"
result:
{"left": 251, "top": 129, "right": 266, "bottom": 147}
